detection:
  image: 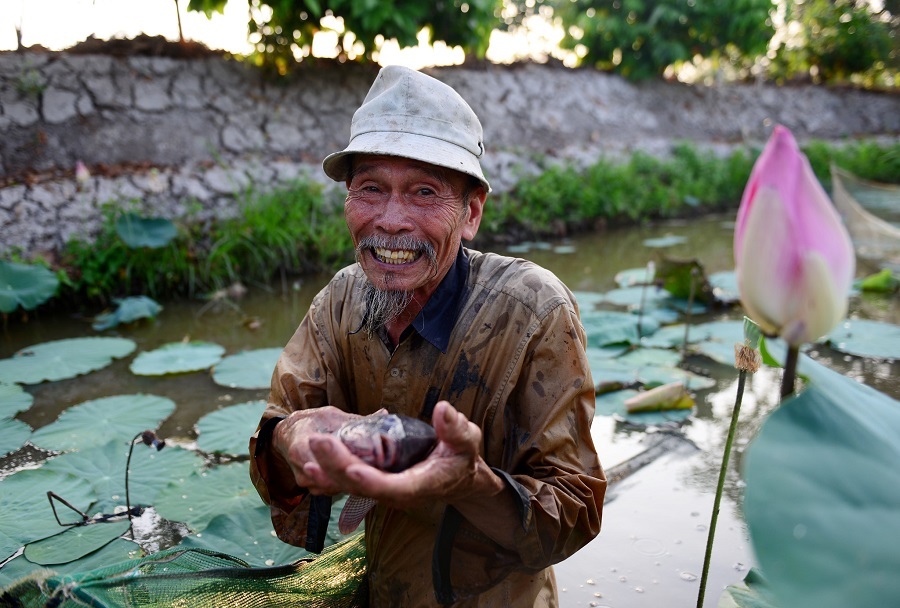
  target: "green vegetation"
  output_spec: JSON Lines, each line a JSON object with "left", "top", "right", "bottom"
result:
{"left": 188, "top": 0, "right": 500, "bottom": 74}
{"left": 554, "top": 0, "right": 774, "bottom": 81}
{"left": 58, "top": 179, "right": 353, "bottom": 307}
{"left": 2, "top": 139, "right": 897, "bottom": 316}
{"left": 182, "top": 0, "right": 896, "bottom": 86}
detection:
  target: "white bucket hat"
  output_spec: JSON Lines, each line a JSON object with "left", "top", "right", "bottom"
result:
{"left": 322, "top": 65, "right": 491, "bottom": 192}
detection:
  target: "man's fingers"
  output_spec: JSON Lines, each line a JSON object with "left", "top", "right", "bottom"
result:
{"left": 433, "top": 401, "right": 481, "bottom": 453}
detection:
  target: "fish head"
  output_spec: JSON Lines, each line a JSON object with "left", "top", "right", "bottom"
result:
{"left": 337, "top": 413, "right": 437, "bottom": 472}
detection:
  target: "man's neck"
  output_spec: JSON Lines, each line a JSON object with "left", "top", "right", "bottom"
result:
{"left": 384, "top": 298, "right": 426, "bottom": 347}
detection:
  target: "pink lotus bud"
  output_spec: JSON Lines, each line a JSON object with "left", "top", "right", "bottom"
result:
{"left": 734, "top": 125, "right": 855, "bottom": 346}
{"left": 75, "top": 161, "right": 91, "bottom": 185}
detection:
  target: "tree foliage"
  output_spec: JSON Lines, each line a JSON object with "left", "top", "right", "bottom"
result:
{"left": 769, "top": 0, "right": 898, "bottom": 86}
{"left": 188, "top": 0, "right": 499, "bottom": 72}
{"left": 553, "top": 0, "right": 774, "bottom": 80}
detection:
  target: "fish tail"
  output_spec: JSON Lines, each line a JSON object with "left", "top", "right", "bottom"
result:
{"left": 339, "top": 496, "right": 377, "bottom": 534}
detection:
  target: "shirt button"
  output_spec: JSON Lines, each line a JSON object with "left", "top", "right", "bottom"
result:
{"left": 390, "top": 368, "right": 400, "bottom": 377}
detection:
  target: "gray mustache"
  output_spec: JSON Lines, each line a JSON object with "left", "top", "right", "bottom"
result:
{"left": 356, "top": 235, "right": 437, "bottom": 265}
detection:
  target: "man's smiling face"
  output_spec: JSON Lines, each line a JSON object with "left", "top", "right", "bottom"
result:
{"left": 344, "top": 155, "right": 484, "bottom": 304}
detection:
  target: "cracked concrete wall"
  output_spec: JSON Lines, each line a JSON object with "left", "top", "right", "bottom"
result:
{"left": 1, "top": 52, "right": 898, "bottom": 257}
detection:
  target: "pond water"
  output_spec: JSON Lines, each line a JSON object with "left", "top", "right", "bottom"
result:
{"left": 1, "top": 213, "right": 898, "bottom": 607}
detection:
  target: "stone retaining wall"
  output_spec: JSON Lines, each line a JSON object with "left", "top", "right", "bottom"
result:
{"left": 1, "top": 52, "right": 898, "bottom": 257}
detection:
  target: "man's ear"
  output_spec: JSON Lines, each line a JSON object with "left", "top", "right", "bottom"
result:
{"left": 461, "top": 186, "right": 487, "bottom": 241}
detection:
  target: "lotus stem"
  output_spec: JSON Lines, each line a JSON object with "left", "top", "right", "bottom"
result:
{"left": 697, "top": 361, "right": 749, "bottom": 607}
{"left": 780, "top": 344, "right": 800, "bottom": 399}
{"left": 681, "top": 268, "right": 699, "bottom": 363}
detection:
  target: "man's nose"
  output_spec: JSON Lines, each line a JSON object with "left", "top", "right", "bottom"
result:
{"left": 374, "top": 192, "right": 414, "bottom": 233}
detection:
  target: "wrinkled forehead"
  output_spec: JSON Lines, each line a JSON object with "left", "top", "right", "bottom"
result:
{"left": 348, "top": 154, "right": 471, "bottom": 188}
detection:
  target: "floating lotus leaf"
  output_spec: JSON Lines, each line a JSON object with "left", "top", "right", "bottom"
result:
{"left": 595, "top": 389, "right": 692, "bottom": 426}
{"left": 0, "top": 469, "right": 97, "bottom": 561}
{"left": 195, "top": 400, "right": 266, "bottom": 456}
{"left": 0, "top": 538, "right": 142, "bottom": 589}
{"left": 824, "top": 319, "right": 900, "bottom": 359}
{"left": 177, "top": 506, "right": 311, "bottom": 566}
{"left": 92, "top": 296, "right": 163, "bottom": 331}
{"left": 642, "top": 320, "right": 744, "bottom": 352}
{"left": 0, "top": 260, "right": 59, "bottom": 314}
{"left": 154, "top": 461, "right": 261, "bottom": 532}
{"left": 655, "top": 257, "right": 717, "bottom": 304}
{"left": 601, "top": 285, "right": 671, "bottom": 309}
{"left": 212, "top": 349, "right": 281, "bottom": 390}
{"left": 572, "top": 291, "right": 606, "bottom": 312}
{"left": 23, "top": 519, "right": 131, "bottom": 566}
{"left": 0, "top": 417, "right": 31, "bottom": 458}
{"left": 744, "top": 360, "right": 900, "bottom": 608}
{"left": 43, "top": 440, "right": 204, "bottom": 515}
{"left": 552, "top": 244, "right": 576, "bottom": 254}
{"left": 642, "top": 234, "right": 687, "bottom": 248}
{"left": 1, "top": 382, "right": 33, "bottom": 418}
{"left": 129, "top": 341, "right": 225, "bottom": 376}
{"left": 581, "top": 310, "right": 660, "bottom": 347}
{"left": 614, "top": 266, "right": 655, "bottom": 288}
{"left": 588, "top": 349, "right": 715, "bottom": 392}
{"left": 709, "top": 270, "right": 741, "bottom": 304}
{"left": 0, "top": 337, "right": 136, "bottom": 385}
{"left": 719, "top": 568, "right": 779, "bottom": 608}
{"left": 29, "top": 394, "right": 176, "bottom": 452}
{"left": 115, "top": 213, "right": 178, "bottom": 249}
{"left": 616, "top": 347, "right": 682, "bottom": 369}
{"left": 857, "top": 268, "right": 899, "bottom": 293}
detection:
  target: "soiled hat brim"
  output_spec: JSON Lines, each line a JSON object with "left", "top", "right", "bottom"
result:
{"left": 322, "top": 131, "right": 491, "bottom": 193}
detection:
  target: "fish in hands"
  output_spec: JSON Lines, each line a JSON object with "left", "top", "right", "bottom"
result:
{"left": 336, "top": 413, "right": 437, "bottom": 534}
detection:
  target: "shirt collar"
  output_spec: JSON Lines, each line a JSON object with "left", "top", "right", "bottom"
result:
{"left": 411, "top": 246, "right": 469, "bottom": 353}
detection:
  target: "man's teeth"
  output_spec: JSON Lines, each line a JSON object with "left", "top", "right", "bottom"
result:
{"left": 374, "top": 247, "right": 418, "bottom": 265}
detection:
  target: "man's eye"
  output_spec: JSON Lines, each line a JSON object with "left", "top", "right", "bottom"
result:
{"left": 417, "top": 188, "right": 435, "bottom": 196}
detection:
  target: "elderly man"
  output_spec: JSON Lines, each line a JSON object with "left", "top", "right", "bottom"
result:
{"left": 250, "top": 65, "right": 606, "bottom": 606}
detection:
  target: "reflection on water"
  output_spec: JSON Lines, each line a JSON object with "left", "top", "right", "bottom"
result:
{"left": 2, "top": 213, "right": 898, "bottom": 606}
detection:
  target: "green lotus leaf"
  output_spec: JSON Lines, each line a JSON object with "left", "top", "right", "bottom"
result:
{"left": 709, "top": 270, "right": 740, "bottom": 304}
{"left": 642, "top": 234, "right": 687, "bottom": 248}
{"left": 0, "top": 337, "right": 136, "bottom": 385}
{"left": 29, "top": 394, "right": 176, "bottom": 452}
{"left": 43, "top": 440, "right": 204, "bottom": 515}
{"left": 115, "top": 213, "right": 178, "bottom": 249}
{"left": 0, "top": 538, "right": 143, "bottom": 589}
{"left": 614, "top": 266, "right": 655, "bottom": 288}
{"left": 642, "top": 320, "right": 744, "bottom": 352}
{"left": 1, "top": 417, "right": 31, "bottom": 458}
{"left": 595, "top": 389, "right": 692, "bottom": 426}
{"left": 0, "top": 382, "right": 33, "bottom": 418}
{"left": 0, "top": 469, "right": 97, "bottom": 561}
{"left": 744, "top": 360, "right": 900, "bottom": 608}
{"left": 196, "top": 400, "right": 266, "bottom": 456}
{"left": 616, "top": 347, "right": 683, "bottom": 369}
{"left": 601, "top": 285, "right": 671, "bottom": 309}
{"left": 0, "top": 260, "right": 59, "bottom": 314}
{"left": 92, "top": 296, "right": 163, "bottom": 331}
{"left": 129, "top": 341, "right": 225, "bottom": 376}
{"left": 212, "top": 348, "right": 281, "bottom": 390}
{"left": 588, "top": 352, "right": 715, "bottom": 392}
{"left": 582, "top": 310, "right": 660, "bottom": 347}
{"left": 23, "top": 520, "right": 131, "bottom": 566}
{"left": 824, "top": 318, "right": 900, "bottom": 359}
{"left": 572, "top": 290, "right": 606, "bottom": 313}
{"left": 154, "top": 461, "right": 262, "bottom": 533}
{"left": 719, "top": 568, "right": 780, "bottom": 608}
{"left": 177, "top": 506, "right": 311, "bottom": 566}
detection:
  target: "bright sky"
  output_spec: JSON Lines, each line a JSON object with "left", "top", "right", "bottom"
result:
{"left": 0, "top": 0, "right": 570, "bottom": 68}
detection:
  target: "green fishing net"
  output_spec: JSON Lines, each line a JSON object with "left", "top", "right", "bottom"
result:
{"left": 0, "top": 532, "right": 367, "bottom": 608}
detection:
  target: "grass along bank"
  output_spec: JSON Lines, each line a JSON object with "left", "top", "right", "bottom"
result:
{"left": 3, "top": 138, "right": 899, "bottom": 318}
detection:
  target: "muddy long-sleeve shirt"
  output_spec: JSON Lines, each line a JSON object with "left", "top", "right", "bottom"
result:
{"left": 250, "top": 247, "right": 606, "bottom": 607}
